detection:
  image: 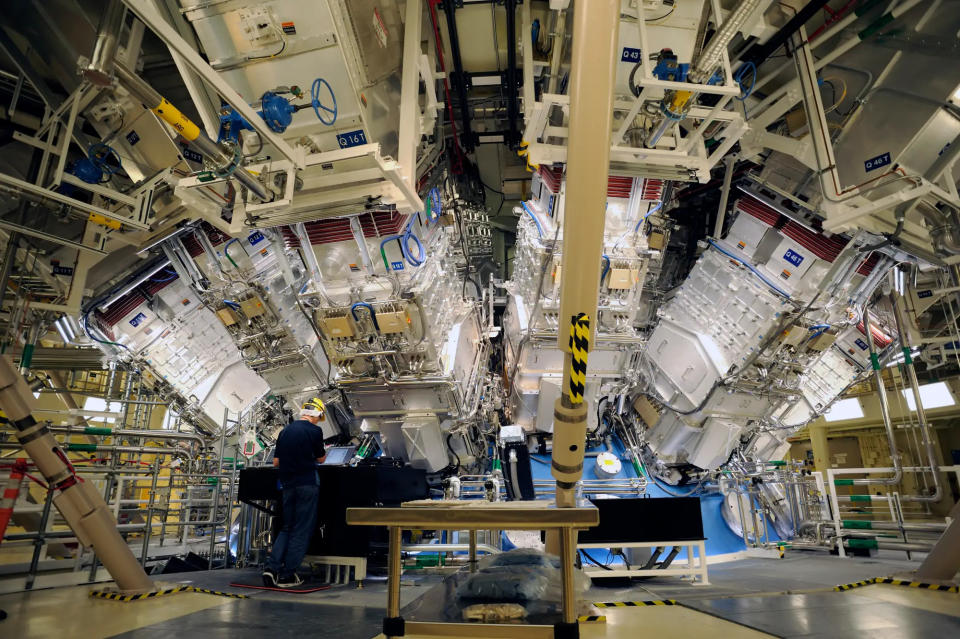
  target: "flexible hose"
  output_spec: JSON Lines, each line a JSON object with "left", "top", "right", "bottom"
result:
{"left": 223, "top": 238, "right": 241, "bottom": 269}
{"left": 520, "top": 201, "right": 544, "bottom": 238}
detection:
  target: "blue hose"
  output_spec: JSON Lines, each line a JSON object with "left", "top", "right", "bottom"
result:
{"left": 707, "top": 239, "right": 791, "bottom": 299}
{"left": 402, "top": 221, "right": 425, "bottom": 267}
{"left": 520, "top": 201, "right": 544, "bottom": 238}
{"left": 350, "top": 302, "right": 379, "bottom": 330}
{"left": 600, "top": 255, "right": 611, "bottom": 285}
{"left": 635, "top": 200, "right": 663, "bottom": 232}
{"left": 223, "top": 300, "right": 242, "bottom": 310}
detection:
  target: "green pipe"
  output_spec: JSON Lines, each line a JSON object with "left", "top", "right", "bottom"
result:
{"left": 67, "top": 443, "right": 98, "bottom": 452}
{"left": 765, "top": 460, "right": 786, "bottom": 467}
{"left": 223, "top": 241, "right": 239, "bottom": 269}
{"left": 849, "top": 494, "right": 872, "bottom": 503}
{"left": 841, "top": 519, "right": 872, "bottom": 529}
{"left": 834, "top": 479, "right": 854, "bottom": 486}
{"left": 19, "top": 343, "right": 34, "bottom": 369}
{"left": 846, "top": 538, "right": 879, "bottom": 550}
{"left": 83, "top": 426, "right": 114, "bottom": 436}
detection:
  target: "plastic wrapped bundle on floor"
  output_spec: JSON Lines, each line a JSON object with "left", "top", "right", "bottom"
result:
{"left": 455, "top": 548, "right": 590, "bottom": 620}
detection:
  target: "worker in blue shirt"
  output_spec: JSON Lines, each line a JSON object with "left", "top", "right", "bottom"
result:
{"left": 262, "top": 398, "right": 328, "bottom": 587}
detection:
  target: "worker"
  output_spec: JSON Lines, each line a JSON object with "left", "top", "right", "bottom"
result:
{"left": 262, "top": 398, "right": 328, "bottom": 587}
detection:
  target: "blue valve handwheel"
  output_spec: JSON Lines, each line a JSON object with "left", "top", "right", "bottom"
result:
{"left": 311, "top": 78, "right": 338, "bottom": 126}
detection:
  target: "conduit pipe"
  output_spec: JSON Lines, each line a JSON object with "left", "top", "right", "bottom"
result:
{"left": 551, "top": 0, "right": 620, "bottom": 511}
{"left": 0, "top": 356, "right": 153, "bottom": 592}
{"left": 114, "top": 63, "right": 268, "bottom": 201}
{"left": 891, "top": 289, "right": 942, "bottom": 502}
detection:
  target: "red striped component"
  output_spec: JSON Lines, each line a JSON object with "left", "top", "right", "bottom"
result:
{"left": 857, "top": 320, "right": 894, "bottom": 349}
{"left": 538, "top": 165, "right": 563, "bottom": 194}
{"left": 856, "top": 253, "right": 880, "bottom": 277}
{"left": 0, "top": 460, "right": 26, "bottom": 544}
{"left": 181, "top": 222, "right": 229, "bottom": 258}
{"left": 281, "top": 210, "right": 408, "bottom": 247}
{"left": 641, "top": 178, "right": 664, "bottom": 201}
{"left": 607, "top": 176, "right": 633, "bottom": 198}
{"left": 781, "top": 221, "right": 846, "bottom": 263}
{"left": 735, "top": 197, "right": 781, "bottom": 227}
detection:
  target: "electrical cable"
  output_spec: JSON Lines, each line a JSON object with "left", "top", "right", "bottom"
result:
{"left": 707, "top": 239, "right": 791, "bottom": 299}
{"left": 446, "top": 432, "right": 462, "bottom": 472}
{"left": 350, "top": 301, "right": 380, "bottom": 331}
{"left": 223, "top": 238, "right": 241, "bottom": 269}
{"left": 600, "top": 254, "right": 611, "bottom": 285}
{"left": 520, "top": 201, "right": 544, "bottom": 238}
{"left": 580, "top": 549, "right": 613, "bottom": 570}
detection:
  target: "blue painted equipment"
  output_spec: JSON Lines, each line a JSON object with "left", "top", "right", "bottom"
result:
{"left": 651, "top": 49, "right": 688, "bottom": 83}
{"left": 218, "top": 79, "right": 337, "bottom": 144}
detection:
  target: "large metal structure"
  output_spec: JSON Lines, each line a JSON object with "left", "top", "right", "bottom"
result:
{"left": 0, "top": 0, "right": 958, "bottom": 595}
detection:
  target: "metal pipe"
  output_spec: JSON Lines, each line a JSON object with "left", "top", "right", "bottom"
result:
{"left": 442, "top": 0, "right": 474, "bottom": 152}
{"left": 113, "top": 63, "right": 268, "bottom": 200}
{"left": 847, "top": 306, "right": 902, "bottom": 487}
{"left": 714, "top": 154, "right": 736, "bottom": 238}
{"left": 891, "top": 290, "right": 943, "bottom": 502}
{"left": 551, "top": 0, "right": 620, "bottom": 509}
{"left": 504, "top": 0, "right": 520, "bottom": 148}
{"left": 46, "top": 425, "right": 204, "bottom": 448}
{"left": 82, "top": 0, "right": 125, "bottom": 86}
{"left": 349, "top": 217, "right": 374, "bottom": 273}
{"left": 402, "top": 543, "right": 499, "bottom": 555}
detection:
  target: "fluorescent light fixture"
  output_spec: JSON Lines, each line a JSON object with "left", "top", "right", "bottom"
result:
{"left": 900, "top": 381, "right": 955, "bottom": 411}
{"left": 824, "top": 397, "right": 865, "bottom": 422}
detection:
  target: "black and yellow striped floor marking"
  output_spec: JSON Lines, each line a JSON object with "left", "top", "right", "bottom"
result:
{"left": 593, "top": 600, "right": 678, "bottom": 608}
{"left": 89, "top": 585, "right": 248, "bottom": 601}
{"left": 577, "top": 615, "right": 606, "bottom": 623}
{"left": 833, "top": 579, "right": 877, "bottom": 591}
{"left": 876, "top": 577, "right": 959, "bottom": 593}
{"left": 834, "top": 577, "right": 959, "bottom": 593}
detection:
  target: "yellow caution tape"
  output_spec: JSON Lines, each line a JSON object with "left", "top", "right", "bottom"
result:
{"left": 834, "top": 577, "right": 958, "bottom": 593}
{"left": 578, "top": 615, "right": 606, "bottom": 623}
{"left": 89, "top": 585, "right": 248, "bottom": 601}
{"left": 593, "top": 600, "right": 677, "bottom": 608}
{"left": 567, "top": 312, "right": 590, "bottom": 404}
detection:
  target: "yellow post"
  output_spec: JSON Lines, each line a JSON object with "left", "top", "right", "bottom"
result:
{"left": 550, "top": 0, "right": 620, "bottom": 508}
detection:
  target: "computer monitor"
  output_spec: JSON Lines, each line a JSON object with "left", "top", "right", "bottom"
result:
{"left": 321, "top": 445, "right": 356, "bottom": 466}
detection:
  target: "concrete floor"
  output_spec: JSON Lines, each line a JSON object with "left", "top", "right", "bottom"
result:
{"left": 0, "top": 554, "right": 955, "bottom": 639}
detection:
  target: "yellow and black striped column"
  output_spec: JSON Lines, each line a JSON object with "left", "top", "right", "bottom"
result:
{"left": 552, "top": 313, "right": 591, "bottom": 507}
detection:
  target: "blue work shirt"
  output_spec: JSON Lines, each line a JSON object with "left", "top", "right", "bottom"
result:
{"left": 273, "top": 419, "right": 326, "bottom": 488}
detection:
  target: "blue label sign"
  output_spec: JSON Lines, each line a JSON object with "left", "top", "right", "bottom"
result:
{"left": 391, "top": 261, "right": 405, "bottom": 271}
{"left": 864, "top": 151, "right": 891, "bottom": 172}
{"left": 52, "top": 265, "right": 74, "bottom": 276}
{"left": 854, "top": 338, "right": 868, "bottom": 351}
{"left": 621, "top": 47, "right": 642, "bottom": 63}
{"left": 248, "top": 231, "right": 265, "bottom": 246}
{"left": 126, "top": 130, "right": 140, "bottom": 146}
{"left": 917, "top": 289, "right": 933, "bottom": 298}
{"left": 336, "top": 129, "right": 368, "bottom": 149}
{"left": 783, "top": 249, "right": 805, "bottom": 267}
{"left": 130, "top": 312, "right": 147, "bottom": 327}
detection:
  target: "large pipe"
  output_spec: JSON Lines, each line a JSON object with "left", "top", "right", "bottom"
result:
{"left": 82, "top": 0, "right": 125, "bottom": 86}
{"left": 849, "top": 306, "right": 902, "bottom": 487}
{"left": 0, "top": 356, "right": 153, "bottom": 593}
{"left": 891, "top": 289, "right": 942, "bottom": 502}
{"left": 113, "top": 63, "right": 268, "bottom": 201}
{"left": 551, "top": 0, "right": 620, "bottom": 509}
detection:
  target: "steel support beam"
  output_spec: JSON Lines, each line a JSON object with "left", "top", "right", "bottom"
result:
{"left": 121, "top": 0, "right": 302, "bottom": 167}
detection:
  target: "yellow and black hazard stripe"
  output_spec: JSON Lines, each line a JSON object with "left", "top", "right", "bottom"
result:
{"left": 517, "top": 140, "right": 539, "bottom": 173}
{"left": 567, "top": 313, "right": 590, "bottom": 404}
{"left": 90, "top": 585, "right": 192, "bottom": 601}
{"left": 187, "top": 586, "right": 248, "bottom": 599}
{"left": 833, "top": 579, "right": 877, "bottom": 592}
{"left": 593, "top": 600, "right": 677, "bottom": 608}
{"left": 89, "top": 585, "right": 248, "bottom": 602}
{"left": 577, "top": 615, "right": 606, "bottom": 623}
{"left": 876, "top": 578, "right": 959, "bottom": 593}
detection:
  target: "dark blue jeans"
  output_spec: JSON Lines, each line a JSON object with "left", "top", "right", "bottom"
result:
{"left": 267, "top": 484, "right": 319, "bottom": 579}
